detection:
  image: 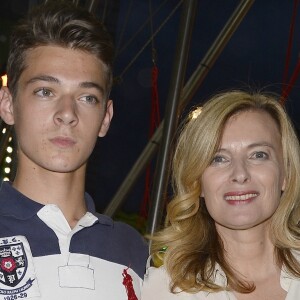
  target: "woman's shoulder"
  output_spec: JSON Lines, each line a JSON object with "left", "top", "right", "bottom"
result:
{"left": 142, "top": 266, "right": 174, "bottom": 299}
{"left": 142, "top": 266, "right": 227, "bottom": 299}
{"left": 143, "top": 266, "right": 196, "bottom": 299}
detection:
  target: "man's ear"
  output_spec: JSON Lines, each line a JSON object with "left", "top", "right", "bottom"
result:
{"left": 98, "top": 100, "right": 113, "bottom": 137}
{"left": 0, "top": 87, "right": 14, "bottom": 125}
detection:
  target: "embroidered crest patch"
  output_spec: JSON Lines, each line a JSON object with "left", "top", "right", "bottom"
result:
{"left": 0, "top": 241, "right": 27, "bottom": 287}
{"left": 0, "top": 236, "right": 40, "bottom": 299}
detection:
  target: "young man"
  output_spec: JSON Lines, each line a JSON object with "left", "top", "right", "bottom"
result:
{"left": 0, "top": 1, "right": 148, "bottom": 299}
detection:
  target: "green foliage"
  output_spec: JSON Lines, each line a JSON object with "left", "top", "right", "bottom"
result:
{"left": 114, "top": 211, "right": 147, "bottom": 235}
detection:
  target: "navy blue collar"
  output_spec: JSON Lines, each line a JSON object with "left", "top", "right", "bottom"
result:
{"left": 0, "top": 181, "right": 112, "bottom": 226}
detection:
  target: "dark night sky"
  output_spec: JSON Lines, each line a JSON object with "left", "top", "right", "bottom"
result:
{"left": 1, "top": 0, "right": 300, "bottom": 219}
{"left": 87, "top": 0, "right": 300, "bottom": 217}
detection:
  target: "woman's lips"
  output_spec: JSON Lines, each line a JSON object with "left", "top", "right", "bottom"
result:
{"left": 224, "top": 191, "right": 259, "bottom": 205}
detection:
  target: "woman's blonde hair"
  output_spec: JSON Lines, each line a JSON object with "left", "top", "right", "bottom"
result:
{"left": 151, "top": 90, "right": 300, "bottom": 293}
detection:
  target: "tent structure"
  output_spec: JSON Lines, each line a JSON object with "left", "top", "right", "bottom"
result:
{"left": 0, "top": 0, "right": 299, "bottom": 233}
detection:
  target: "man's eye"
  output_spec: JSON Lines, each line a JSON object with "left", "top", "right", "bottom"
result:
{"left": 79, "top": 95, "right": 98, "bottom": 104}
{"left": 34, "top": 88, "right": 53, "bottom": 97}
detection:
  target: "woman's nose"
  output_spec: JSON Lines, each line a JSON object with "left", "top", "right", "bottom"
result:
{"left": 230, "top": 160, "right": 250, "bottom": 184}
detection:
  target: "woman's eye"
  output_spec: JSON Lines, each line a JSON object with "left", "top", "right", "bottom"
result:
{"left": 34, "top": 88, "right": 53, "bottom": 97}
{"left": 251, "top": 151, "right": 269, "bottom": 160}
{"left": 211, "top": 155, "right": 227, "bottom": 164}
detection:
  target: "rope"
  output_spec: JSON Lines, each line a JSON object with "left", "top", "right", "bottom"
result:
{"left": 115, "top": 0, "right": 133, "bottom": 55}
{"left": 117, "top": 0, "right": 184, "bottom": 80}
{"left": 117, "top": 0, "right": 170, "bottom": 56}
{"left": 149, "top": 0, "right": 156, "bottom": 62}
{"left": 100, "top": 0, "right": 109, "bottom": 23}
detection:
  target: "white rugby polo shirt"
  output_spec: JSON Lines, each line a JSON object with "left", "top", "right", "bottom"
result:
{"left": 0, "top": 182, "right": 148, "bottom": 299}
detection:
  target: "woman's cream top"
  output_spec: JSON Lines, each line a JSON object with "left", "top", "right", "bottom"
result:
{"left": 142, "top": 264, "right": 300, "bottom": 300}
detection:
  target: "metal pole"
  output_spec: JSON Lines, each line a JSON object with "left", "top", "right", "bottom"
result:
{"left": 104, "top": 0, "right": 255, "bottom": 218}
{"left": 72, "top": 0, "right": 80, "bottom": 7}
{"left": 146, "top": 0, "right": 197, "bottom": 235}
{"left": 104, "top": 121, "right": 164, "bottom": 216}
{"left": 180, "top": 0, "right": 255, "bottom": 110}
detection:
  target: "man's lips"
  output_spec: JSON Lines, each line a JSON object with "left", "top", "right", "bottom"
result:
{"left": 49, "top": 136, "right": 76, "bottom": 148}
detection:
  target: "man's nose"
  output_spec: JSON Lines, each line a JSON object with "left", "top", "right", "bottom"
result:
{"left": 54, "top": 96, "right": 79, "bottom": 126}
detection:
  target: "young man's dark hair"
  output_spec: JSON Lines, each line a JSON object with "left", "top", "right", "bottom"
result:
{"left": 0, "top": 1, "right": 148, "bottom": 299}
{"left": 7, "top": 0, "right": 114, "bottom": 99}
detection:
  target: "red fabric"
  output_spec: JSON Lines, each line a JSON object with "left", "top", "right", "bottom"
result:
{"left": 281, "top": 0, "right": 299, "bottom": 104}
{"left": 281, "top": 58, "right": 300, "bottom": 105}
{"left": 140, "top": 65, "right": 160, "bottom": 220}
{"left": 282, "top": 0, "right": 299, "bottom": 86}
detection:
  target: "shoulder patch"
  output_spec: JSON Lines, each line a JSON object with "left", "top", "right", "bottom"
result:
{"left": 0, "top": 236, "right": 40, "bottom": 298}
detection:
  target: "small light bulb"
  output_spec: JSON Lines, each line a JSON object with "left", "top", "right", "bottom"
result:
{"left": 6, "top": 146, "right": 13, "bottom": 153}
{"left": 1, "top": 75, "right": 7, "bottom": 87}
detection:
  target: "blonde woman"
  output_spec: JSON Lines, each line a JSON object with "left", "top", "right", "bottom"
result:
{"left": 142, "top": 90, "right": 300, "bottom": 299}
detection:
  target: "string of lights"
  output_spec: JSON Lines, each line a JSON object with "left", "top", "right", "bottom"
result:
{"left": 0, "top": 74, "right": 15, "bottom": 182}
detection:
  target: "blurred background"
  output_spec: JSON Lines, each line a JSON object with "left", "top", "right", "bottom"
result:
{"left": 1, "top": 0, "right": 300, "bottom": 233}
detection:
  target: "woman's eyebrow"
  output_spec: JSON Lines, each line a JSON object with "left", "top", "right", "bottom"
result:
{"left": 217, "top": 142, "right": 275, "bottom": 152}
{"left": 247, "top": 142, "right": 275, "bottom": 150}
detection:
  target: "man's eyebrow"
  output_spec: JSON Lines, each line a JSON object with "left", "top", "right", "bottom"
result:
{"left": 79, "top": 81, "right": 105, "bottom": 95}
{"left": 26, "top": 75, "right": 60, "bottom": 85}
